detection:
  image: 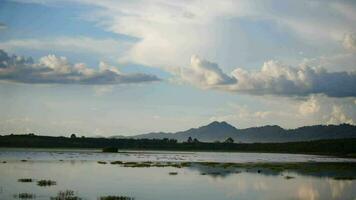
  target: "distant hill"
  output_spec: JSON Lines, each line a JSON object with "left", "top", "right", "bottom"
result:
{"left": 115, "top": 121, "right": 356, "bottom": 143}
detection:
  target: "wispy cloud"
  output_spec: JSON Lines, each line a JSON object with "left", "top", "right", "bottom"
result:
{"left": 0, "top": 36, "right": 133, "bottom": 60}
{"left": 0, "top": 49, "right": 160, "bottom": 85}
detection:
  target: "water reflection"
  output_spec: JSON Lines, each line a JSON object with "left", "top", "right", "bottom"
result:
{"left": 0, "top": 150, "right": 356, "bottom": 200}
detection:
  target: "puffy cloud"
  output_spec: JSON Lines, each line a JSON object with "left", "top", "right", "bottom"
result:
{"left": 298, "top": 96, "right": 320, "bottom": 116}
{"left": 327, "top": 105, "right": 354, "bottom": 125}
{"left": 173, "top": 55, "right": 236, "bottom": 88}
{"left": 342, "top": 33, "right": 356, "bottom": 52}
{"left": 177, "top": 56, "right": 356, "bottom": 97}
{"left": 0, "top": 49, "right": 160, "bottom": 85}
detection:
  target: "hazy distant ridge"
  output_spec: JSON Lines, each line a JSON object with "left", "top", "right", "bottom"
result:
{"left": 113, "top": 121, "right": 356, "bottom": 143}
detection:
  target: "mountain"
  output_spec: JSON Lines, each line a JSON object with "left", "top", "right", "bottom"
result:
{"left": 116, "top": 121, "right": 356, "bottom": 143}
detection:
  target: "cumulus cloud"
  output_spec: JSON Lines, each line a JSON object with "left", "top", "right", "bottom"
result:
{"left": 298, "top": 96, "right": 320, "bottom": 116}
{"left": 0, "top": 49, "right": 160, "bottom": 85}
{"left": 327, "top": 105, "right": 354, "bottom": 125}
{"left": 342, "top": 33, "right": 356, "bottom": 52}
{"left": 173, "top": 55, "right": 236, "bottom": 88}
{"left": 176, "top": 56, "right": 356, "bottom": 97}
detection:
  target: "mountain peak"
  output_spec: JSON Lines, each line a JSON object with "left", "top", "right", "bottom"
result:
{"left": 205, "top": 121, "right": 236, "bottom": 129}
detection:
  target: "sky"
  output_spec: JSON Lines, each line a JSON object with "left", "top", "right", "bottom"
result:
{"left": 0, "top": 0, "right": 355, "bottom": 137}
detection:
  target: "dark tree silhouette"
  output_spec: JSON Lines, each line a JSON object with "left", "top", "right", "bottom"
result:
{"left": 224, "top": 137, "right": 234, "bottom": 143}
{"left": 187, "top": 137, "right": 193, "bottom": 143}
{"left": 70, "top": 134, "right": 77, "bottom": 139}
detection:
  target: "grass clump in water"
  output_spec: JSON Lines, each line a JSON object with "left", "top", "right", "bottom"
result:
{"left": 97, "top": 161, "right": 107, "bottom": 164}
{"left": 169, "top": 172, "right": 178, "bottom": 175}
{"left": 37, "top": 180, "right": 56, "bottom": 187}
{"left": 99, "top": 196, "right": 134, "bottom": 200}
{"left": 110, "top": 161, "right": 123, "bottom": 165}
{"left": 284, "top": 176, "right": 295, "bottom": 179}
{"left": 14, "top": 193, "right": 35, "bottom": 199}
{"left": 50, "top": 190, "right": 81, "bottom": 200}
{"left": 18, "top": 178, "right": 33, "bottom": 183}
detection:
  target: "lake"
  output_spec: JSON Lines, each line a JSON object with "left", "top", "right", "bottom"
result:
{"left": 0, "top": 148, "right": 356, "bottom": 200}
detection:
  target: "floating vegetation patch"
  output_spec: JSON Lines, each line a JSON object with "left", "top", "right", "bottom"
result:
{"left": 169, "top": 172, "right": 178, "bottom": 175}
{"left": 2, "top": 161, "right": 6, "bottom": 163}
{"left": 99, "top": 196, "right": 134, "bottom": 200}
{"left": 97, "top": 161, "right": 107, "bottom": 164}
{"left": 284, "top": 176, "right": 295, "bottom": 179}
{"left": 37, "top": 180, "right": 56, "bottom": 187}
{"left": 50, "top": 190, "right": 82, "bottom": 200}
{"left": 18, "top": 178, "right": 33, "bottom": 183}
{"left": 110, "top": 161, "right": 123, "bottom": 165}
{"left": 21, "top": 160, "right": 27, "bottom": 162}
{"left": 14, "top": 193, "right": 35, "bottom": 199}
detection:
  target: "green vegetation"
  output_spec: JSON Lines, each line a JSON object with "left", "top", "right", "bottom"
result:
{"left": 18, "top": 178, "right": 33, "bottom": 183}
{"left": 169, "top": 172, "right": 178, "bottom": 175}
{"left": 50, "top": 190, "right": 82, "bottom": 200}
{"left": 97, "top": 161, "right": 107, "bottom": 164}
{"left": 1, "top": 134, "right": 356, "bottom": 157}
{"left": 99, "top": 196, "right": 134, "bottom": 200}
{"left": 284, "top": 176, "right": 295, "bottom": 179}
{"left": 37, "top": 180, "right": 56, "bottom": 187}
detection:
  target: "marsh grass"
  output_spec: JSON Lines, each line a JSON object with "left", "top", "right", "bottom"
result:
{"left": 97, "top": 161, "right": 107, "bottom": 164}
{"left": 110, "top": 161, "right": 123, "bottom": 165}
{"left": 169, "top": 172, "right": 178, "bottom": 175}
{"left": 99, "top": 196, "right": 134, "bottom": 200}
{"left": 284, "top": 176, "right": 295, "bottom": 179}
{"left": 50, "top": 190, "right": 82, "bottom": 200}
{"left": 14, "top": 193, "right": 35, "bottom": 199}
{"left": 37, "top": 180, "right": 56, "bottom": 187}
{"left": 18, "top": 178, "right": 33, "bottom": 183}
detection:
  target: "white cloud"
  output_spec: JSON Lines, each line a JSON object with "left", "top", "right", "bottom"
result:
{"left": 327, "top": 105, "right": 354, "bottom": 125}
{"left": 176, "top": 56, "right": 356, "bottom": 97}
{"left": 0, "top": 49, "right": 160, "bottom": 84}
{"left": 210, "top": 95, "right": 355, "bottom": 128}
{"left": 299, "top": 96, "right": 320, "bottom": 116}
{"left": 173, "top": 55, "right": 236, "bottom": 89}
{"left": 342, "top": 33, "right": 356, "bottom": 52}
{"left": 0, "top": 36, "right": 132, "bottom": 60}
{"left": 15, "top": 0, "right": 356, "bottom": 69}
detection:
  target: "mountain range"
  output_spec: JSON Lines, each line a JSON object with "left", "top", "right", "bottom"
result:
{"left": 113, "top": 121, "right": 356, "bottom": 143}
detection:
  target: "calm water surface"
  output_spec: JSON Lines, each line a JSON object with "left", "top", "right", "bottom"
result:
{"left": 0, "top": 148, "right": 355, "bottom": 200}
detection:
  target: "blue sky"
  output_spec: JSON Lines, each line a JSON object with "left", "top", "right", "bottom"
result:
{"left": 0, "top": 0, "right": 355, "bottom": 136}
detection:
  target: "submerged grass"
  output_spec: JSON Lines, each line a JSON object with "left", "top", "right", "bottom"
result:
{"left": 50, "top": 190, "right": 82, "bottom": 200}
{"left": 99, "top": 196, "right": 134, "bottom": 200}
{"left": 14, "top": 193, "right": 35, "bottom": 199}
{"left": 37, "top": 180, "right": 56, "bottom": 187}
{"left": 18, "top": 178, "right": 33, "bottom": 183}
